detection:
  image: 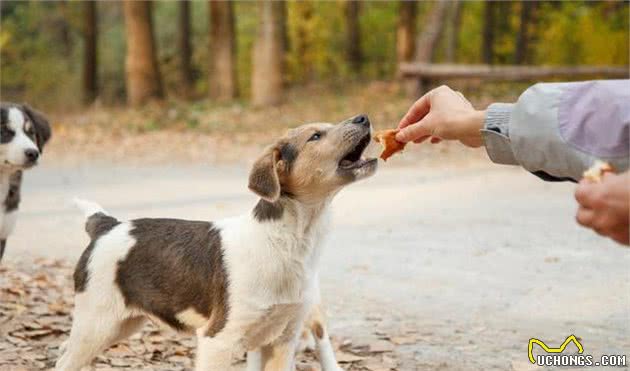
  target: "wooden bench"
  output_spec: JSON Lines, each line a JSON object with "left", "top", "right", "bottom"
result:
{"left": 400, "top": 63, "right": 629, "bottom": 96}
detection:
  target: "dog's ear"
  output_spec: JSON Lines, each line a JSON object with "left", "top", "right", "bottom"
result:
{"left": 248, "top": 146, "right": 282, "bottom": 203}
{"left": 21, "top": 104, "right": 51, "bottom": 151}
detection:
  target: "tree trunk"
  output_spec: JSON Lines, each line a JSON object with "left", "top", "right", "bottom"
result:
{"left": 178, "top": 0, "right": 194, "bottom": 95}
{"left": 515, "top": 1, "right": 535, "bottom": 65}
{"left": 482, "top": 0, "right": 496, "bottom": 65}
{"left": 445, "top": 0, "right": 462, "bottom": 63}
{"left": 251, "top": 1, "right": 285, "bottom": 107}
{"left": 396, "top": 1, "right": 417, "bottom": 65}
{"left": 123, "top": 0, "right": 163, "bottom": 106}
{"left": 209, "top": 1, "right": 238, "bottom": 101}
{"left": 407, "top": 0, "right": 448, "bottom": 96}
{"left": 57, "top": 1, "right": 73, "bottom": 55}
{"left": 414, "top": 0, "right": 448, "bottom": 63}
{"left": 345, "top": 0, "right": 362, "bottom": 72}
{"left": 83, "top": 0, "right": 98, "bottom": 105}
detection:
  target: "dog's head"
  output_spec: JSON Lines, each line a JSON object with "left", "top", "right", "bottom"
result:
{"left": 0, "top": 103, "right": 51, "bottom": 169}
{"left": 249, "top": 114, "right": 377, "bottom": 204}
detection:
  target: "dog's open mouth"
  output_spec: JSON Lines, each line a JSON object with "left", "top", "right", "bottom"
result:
{"left": 339, "top": 132, "right": 375, "bottom": 170}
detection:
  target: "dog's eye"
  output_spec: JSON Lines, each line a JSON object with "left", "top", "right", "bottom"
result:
{"left": 1, "top": 128, "right": 14, "bottom": 141}
{"left": 308, "top": 132, "right": 322, "bottom": 142}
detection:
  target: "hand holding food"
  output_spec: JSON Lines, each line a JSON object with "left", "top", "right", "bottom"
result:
{"left": 373, "top": 129, "right": 406, "bottom": 161}
{"left": 396, "top": 85, "right": 485, "bottom": 148}
{"left": 575, "top": 164, "right": 629, "bottom": 246}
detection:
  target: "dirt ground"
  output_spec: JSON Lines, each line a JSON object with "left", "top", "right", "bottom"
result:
{"left": 1, "top": 83, "right": 629, "bottom": 370}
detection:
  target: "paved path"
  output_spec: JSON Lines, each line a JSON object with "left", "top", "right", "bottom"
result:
{"left": 7, "top": 162, "right": 629, "bottom": 370}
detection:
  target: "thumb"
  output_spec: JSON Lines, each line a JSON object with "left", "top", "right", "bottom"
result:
{"left": 396, "top": 116, "right": 435, "bottom": 143}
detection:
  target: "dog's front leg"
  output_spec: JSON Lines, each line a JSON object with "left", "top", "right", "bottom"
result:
{"left": 246, "top": 349, "right": 262, "bottom": 371}
{"left": 261, "top": 339, "right": 299, "bottom": 371}
{"left": 306, "top": 305, "right": 344, "bottom": 371}
{"left": 195, "top": 331, "right": 240, "bottom": 371}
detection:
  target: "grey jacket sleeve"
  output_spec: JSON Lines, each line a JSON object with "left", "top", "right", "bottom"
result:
{"left": 481, "top": 80, "right": 630, "bottom": 182}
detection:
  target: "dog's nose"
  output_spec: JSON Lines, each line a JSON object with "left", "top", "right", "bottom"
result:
{"left": 24, "top": 149, "right": 39, "bottom": 163}
{"left": 352, "top": 114, "right": 370, "bottom": 126}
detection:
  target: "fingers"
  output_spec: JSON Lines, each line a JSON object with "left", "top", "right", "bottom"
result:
{"left": 575, "top": 207, "right": 595, "bottom": 227}
{"left": 396, "top": 117, "right": 434, "bottom": 143}
{"left": 398, "top": 92, "right": 431, "bottom": 130}
{"left": 413, "top": 135, "right": 431, "bottom": 144}
{"left": 574, "top": 181, "right": 596, "bottom": 208}
{"left": 411, "top": 136, "right": 441, "bottom": 144}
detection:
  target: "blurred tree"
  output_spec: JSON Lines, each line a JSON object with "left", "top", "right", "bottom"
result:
{"left": 396, "top": 1, "right": 417, "bottom": 66}
{"left": 345, "top": 0, "right": 362, "bottom": 72}
{"left": 56, "top": 1, "right": 73, "bottom": 56}
{"left": 83, "top": 0, "right": 98, "bottom": 104}
{"left": 123, "top": 0, "right": 163, "bottom": 106}
{"left": 0, "top": 0, "right": 627, "bottom": 109}
{"left": 445, "top": 0, "right": 462, "bottom": 63}
{"left": 209, "top": 1, "right": 238, "bottom": 101}
{"left": 414, "top": 0, "right": 448, "bottom": 63}
{"left": 515, "top": 1, "right": 536, "bottom": 65}
{"left": 178, "top": 0, "right": 193, "bottom": 96}
{"left": 482, "top": 0, "right": 496, "bottom": 64}
{"left": 251, "top": 1, "right": 285, "bottom": 106}
{"left": 278, "top": 0, "right": 290, "bottom": 87}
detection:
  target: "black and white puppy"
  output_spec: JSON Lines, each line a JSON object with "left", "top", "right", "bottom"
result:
{"left": 56, "top": 115, "right": 376, "bottom": 371}
{"left": 0, "top": 103, "right": 51, "bottom": 261}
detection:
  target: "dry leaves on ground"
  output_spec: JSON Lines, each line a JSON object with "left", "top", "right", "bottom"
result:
{"left": 0, "top": 260, "right": 421, "bottom": 371}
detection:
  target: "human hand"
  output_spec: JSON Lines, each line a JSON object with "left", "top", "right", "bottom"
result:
{"left": 575, "top": 171, "right": 629, "bottom": 246}
{"left": 396, "top": 85, "right": 486, "bottom": 148}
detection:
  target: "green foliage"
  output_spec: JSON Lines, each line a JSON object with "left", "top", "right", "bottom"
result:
{"left": 533, "top": 1, "right": 629, "bottom": 65}
{"left": 286, "top": 1, "right": 344, "bottom": 82}
{"left": 456, "top": 1, "right": 484, "bottom": 64}
{"left": 0, "top": 0, "right": 628, "bottom": 110}
{"left": 234, "top": 1, "right": 257, "bottom": 98}
{"left": 359, "top": 2, "right": 398, "bottom": 78}
{"left": 1, "top": 2, "right": 81, "bottom": 107}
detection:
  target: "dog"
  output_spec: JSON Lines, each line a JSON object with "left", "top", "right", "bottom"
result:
{"left": 55, "top": 115, "right": 376, "bottom": 371}
{"left": 0, "top": 103, "right": 51, "bottom": 262}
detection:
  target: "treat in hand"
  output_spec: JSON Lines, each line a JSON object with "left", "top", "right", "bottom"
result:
{"left": 583, "top": 160, "right": 615, "bottom": 182}
{"left": 374, "top": 129, "right": 406, "bottom": 161}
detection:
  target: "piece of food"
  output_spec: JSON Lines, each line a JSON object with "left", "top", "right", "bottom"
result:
{"left": 583, "top": 160, "right": 615, "bottom": 182}
{"left": 373, "top": 129, "right": 406, "bottom": 161}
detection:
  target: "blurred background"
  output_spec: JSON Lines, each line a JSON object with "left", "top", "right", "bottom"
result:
{"left": 1, "top": 1, "right": 628, "bottom": 108}
{"left": 1, "top": 0, "right": 628, "bottom": 158}
{"left": 0, "top": 2, "right": 629, "bottom": 370}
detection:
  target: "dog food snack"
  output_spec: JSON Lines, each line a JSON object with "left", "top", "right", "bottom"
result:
{"left": 583, "top": 160, "right": 614, "bottom": 182}
{"left": 373, "top": 129, "right": 406, "bottom": 161}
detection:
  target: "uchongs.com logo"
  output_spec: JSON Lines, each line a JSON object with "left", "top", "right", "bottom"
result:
{"left": 528, "top": 335, "right": 627, "bottom": 367}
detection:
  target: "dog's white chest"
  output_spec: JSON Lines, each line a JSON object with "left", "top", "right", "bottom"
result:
{"left": 0, "top": 174, "right": 15, "bottom": 239}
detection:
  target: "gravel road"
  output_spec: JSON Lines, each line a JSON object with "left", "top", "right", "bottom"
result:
{"left": 5, "top": 159, "right": 629, "bottom": 370}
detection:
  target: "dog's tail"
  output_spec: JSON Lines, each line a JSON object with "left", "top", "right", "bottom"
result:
{"left": 73, "top": 198, "right": 107, "bottom": 218}
{"left": 73, "top": 198, "right": 119, "bottom": 239}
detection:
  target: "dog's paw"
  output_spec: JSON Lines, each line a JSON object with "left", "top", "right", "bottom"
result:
{"left": 297, "top": 329, "right": 316, "bottom": 353}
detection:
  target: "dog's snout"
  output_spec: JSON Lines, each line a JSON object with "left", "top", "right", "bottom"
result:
{"left": 351, "top": 114, "right": 370, "bottom": 126}
{"left": 24, "top": 149, "right": 39, "bottom": 163}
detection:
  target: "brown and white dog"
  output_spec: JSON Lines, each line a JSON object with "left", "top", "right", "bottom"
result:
{"left": 0, "top": 103, "right": 51, "bottom": 262}
{"left": 56, "top": 115, "right": 377, "bottom": 371}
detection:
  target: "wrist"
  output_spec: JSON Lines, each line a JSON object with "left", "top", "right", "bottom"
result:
{"left": 468, "top": 110, "right": 486, "bottom": 131}
{"left": 465, "top": 109, "right": 486, "bottom": 141}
